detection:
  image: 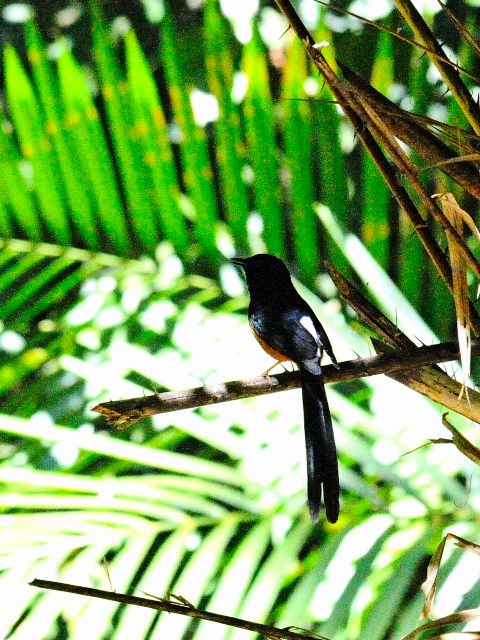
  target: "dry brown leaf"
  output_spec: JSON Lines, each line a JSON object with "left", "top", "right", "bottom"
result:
{"left": 441, "top": 414, "right": 480, "bottom": 465}
{"left": 436, "top": 193, "right": 472, "bottom": 393}
{"left": 434, "top": 193, "right": 480, "bottom": 241}
{"left": 421, "top": 533, "right": 480, "bottom": 621}
{"left": 401, "top": 608, "right": 480, "bottom": 640}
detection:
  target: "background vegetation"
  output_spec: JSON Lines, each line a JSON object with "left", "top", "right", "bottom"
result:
{"left": 0, "top": 0, "right": 479, "bottom": 638}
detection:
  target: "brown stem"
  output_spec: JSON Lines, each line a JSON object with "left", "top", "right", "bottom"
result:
{"left": 29, "top": 579, "right": 321, "bottom": 640}
{"left": 272, "top": 0, "right": 480, "bottom": 336}
{"left": 326, "top": 263, "right": 480, "bottom": 421}
{"left": 336, "top": 63, "right": 480, "bottom": 200}
{"left": 93, "top": 339, "right": 480, "bottom": 428}
{"left": 393, "top": 0, "right": 480, "bottom": 134}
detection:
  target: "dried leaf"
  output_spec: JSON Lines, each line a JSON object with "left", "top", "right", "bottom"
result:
{"left": 428, "top": 153, "right": 480, "bottom": 171}
{"left": 401, "top": 608, "right": 480, "bottom": 640}
{"left": 442, "top": 414, "right": 480, "bottom": 465}
{"left": 421, "top": 534, "right": 480, "bottom": 621}
{"left": 421, "top": 535, "right": 448, "bottom": 619}
{"left": 437, "top": 193, "right": 472, "bottom": 391}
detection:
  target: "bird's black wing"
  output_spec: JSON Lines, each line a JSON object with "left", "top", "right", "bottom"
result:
{"left": 250, "top": 306, "right": 339, "bottom": 522}
{"left": 249, "top": 306, "right": 321, "bottom": 368}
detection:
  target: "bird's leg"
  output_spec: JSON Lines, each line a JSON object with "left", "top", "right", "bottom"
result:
{"left": 262, "top": 360, "right": 288, "bottom": 377}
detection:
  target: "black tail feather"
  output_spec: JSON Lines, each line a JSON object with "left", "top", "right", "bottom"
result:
{"left": 300, "top": 367, "right": 339, "bottom": 523}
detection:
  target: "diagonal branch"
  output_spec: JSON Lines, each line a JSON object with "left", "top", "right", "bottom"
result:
{"left": 29, "top": 579, "right": 323, "bottom": 640}
{"left": 393, "top": 0, "right": 480, "bottom": 134}
{"left": 93, "top": 339, "right": 480, "bottom": 428}
{"left": 273, "top": 0, "right": 480, "bottom": 337}
{"left": 334, "top": 63, "right": 480, "bottom": 200}
{"left": 326, "top": 262, "right": 480, "bottom": 420}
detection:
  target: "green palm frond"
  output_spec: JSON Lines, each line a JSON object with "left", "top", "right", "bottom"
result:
{"left": 0, "top": 1, "right": 479, "bottom": 638}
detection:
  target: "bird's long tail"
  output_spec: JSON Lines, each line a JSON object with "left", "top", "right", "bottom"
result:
{"left": 300, "top": 367, "right": 339, "bottom": 523}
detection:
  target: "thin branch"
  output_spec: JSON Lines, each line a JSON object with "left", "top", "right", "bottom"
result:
{"left": 441, "top": 413, "right": 480, "bottom": 465}
{"left": 339, "top": 63, "right": 480, "bottom": 299}
{"left": 93, "top": 339, "right": 480, "bottom": 427}
{"left": 335, "top": 63, "right": 480, "bottom": 200}
{"left": 438, "top": 0, "right": 480, "bottom": 60}
{"left": 273, "top": 0, "right": 469, "bottom": 335}
{"left": 316, "top": 1, "right": 479, "bottom": 82}
{"left": 326, "top": 263, "right": 480, "bottom": 422}
{"left": 29, "top": 579, "right": 324, "bottom": 640}
{"left": 393, "top": 0, "right": 480, "bottom": 134}
{"left": 274, "top": 0, "right": 480, "bottom": 338}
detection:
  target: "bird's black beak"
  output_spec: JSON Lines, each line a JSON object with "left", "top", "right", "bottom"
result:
{"left": 231, "top": 257, "right": 247, "bottom": 267}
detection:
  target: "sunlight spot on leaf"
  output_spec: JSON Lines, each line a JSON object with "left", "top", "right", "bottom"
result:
{"left": 258, "top": 7, "right": 286, "bottom": 48}
{"left": 51, "top": 440, "right": 79, "bottom": 467}
{"left": 56, "top": 6, "right": 82, "bottom": 27}
{"left": 38, "top": 319, "right": 56, "bottom": 332}
{"left": 299, "top": 0, "right": 319, "bottom": 28}
{"left": 111, "top": 16, "right": 131, "bottom": 37}
{"left": 427, "top": 102, "right": 448, "bottom": 122}
{"left": 141, "top": 0, "right": 164, "bottom": 23}
{"left": 409, "top": 0, "right": 442, "bottom": 12}
{"left": 372, "top": 438, "right": 402, "bottom": 465}
{"left": 220, "top": 0, "right": 258, "bottom": 43}
{"left": 240, "top": 163, "right": 254, "bottom": 184}
{"left": 338, "top": 120, "right": 356, "bottom": 153}
{"left": 303, "top": 76, "right": 319, "bottom": 96}
{"left": 47, "top": 39, "right": 70, "bottom": 60}
{"left": 121, "top": 285, "right": 145, "bottom": 313}
{"left": 185, "top": 532, "right": 202, "bottom": 551}
{"left": 190, "top": 89, "right": 219, "bottom": 126}
{"left": 379, "top": 524, "right": 424, "bottom": 562}
{"left": 98, "top": 275, "right": 117, "bottom": 294}
{"left": 168, "top": 121, "right": 184, "bottom": 143}
{"left": 232, "top": 70, "right": 248, "bottom": 104}
{"left": 349, "top": 0, "right": 393, "bottom": 20}
{"left": 215, "top": 223, "right": 235, "bottom": 258}
{"left": 389, "top": 498, "right": 427, "bottom": 518}
{"left": 76, "top": 329, "right": 100, "bottom": 350}
{"left": 97, "top": 307, "right": 124, "bottom": 328}
{"left": 19, "top": 160, "right": 33, "bottom": 185}
{"left": 0, "top": 331, "right": 25, "bottom": 354}
{"left": 2, "top": 3, "right": 33, "bottom": 23}
{"left": 272, "top": 513, "right": 292, "bottom": 541}
{"left": 220, "top": 263, "right": 244, "bottom": 297}
{"left": 155, "top": 245, "right": 184, "bottom": 287}
{"left": 141, "top": 300, "right": 177, "bottom": 332}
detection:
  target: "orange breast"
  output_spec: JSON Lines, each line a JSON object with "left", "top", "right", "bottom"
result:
{"left": 249, "top": 321, "right": 290, "bottom": 362}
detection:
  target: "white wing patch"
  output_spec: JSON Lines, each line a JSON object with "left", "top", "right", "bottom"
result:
{"left": 299, "top": 315, "right": 322, "bottom": 358}
{"left": 300, "top": 315, "right": 318, "bottom": 340}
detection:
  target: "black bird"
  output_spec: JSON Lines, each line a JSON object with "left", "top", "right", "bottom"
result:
{"left": 232, "top": 254, "right": 339, "bottom": 523}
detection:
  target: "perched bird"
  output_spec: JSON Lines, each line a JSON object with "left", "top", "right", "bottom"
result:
{"left": 232, "top": 254, "right": 339, "bottom": 523}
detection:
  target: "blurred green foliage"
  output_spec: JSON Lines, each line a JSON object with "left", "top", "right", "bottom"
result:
{"left": 0, "top": 1, "right": 479, "bottom": 639}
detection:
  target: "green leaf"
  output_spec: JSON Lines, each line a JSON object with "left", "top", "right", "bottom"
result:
{"left": 56, "top": 47, "right": 130, "bottom": 255}
{"left": 242, "top": 27, "right": 285, "bottom": 257}
{"left": 25, "top": 21, "right": 98, "bottom": 249}
{"left": 125, "top": 29, "right": 190, "bottom": 257}
{"left": 90, "top": 0, "right": 158, "bottom": 253}
{"left": 160, "top": 7, "right": 219, "bottom": 261}
{"left": 4, "top": 46, "right": 71, "bottom": 244}
{"left": 204, "top": 0, "right": 249, "bottom": 252}
{"left": 282, "top": 37, "right": 318, "bottom": 284}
